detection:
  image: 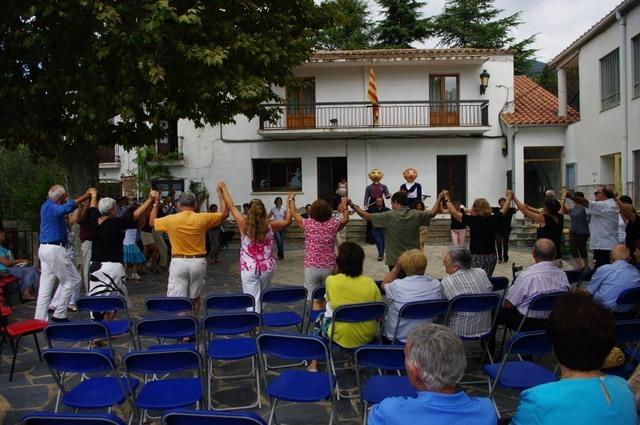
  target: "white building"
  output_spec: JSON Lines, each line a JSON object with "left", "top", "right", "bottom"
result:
{"left": 552, "top": 0, "right": 640, "bottom": 201}
{"left": 100, "top": 48, "right": 566, "bottom": 209}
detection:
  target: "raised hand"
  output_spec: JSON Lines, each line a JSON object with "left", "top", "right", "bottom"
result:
{"left": 149, "top": 189, "right": 159, "bottom": 200}
{"left": 88, "top": 187, "right": 98, "bottom": 197}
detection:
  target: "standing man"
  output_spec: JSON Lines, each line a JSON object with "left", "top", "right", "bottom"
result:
{"left": 35, "top": 185, "right": 94, "bottom": 321}
{"left": 565, "top": 186, "right": 619, "bottom": 269}
{"left": 150, "top": 191, "right": 228, "bottom": 311}
{"left": 349, "top": 191, "right": 442, "bottom": 272}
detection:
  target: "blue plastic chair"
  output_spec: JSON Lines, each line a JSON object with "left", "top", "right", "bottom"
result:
{"left": 205, "top": 293, "right": 255, "bottom": 314}
{"left": 22, "top": 412, "right": 127, "bottom": 425}
{"left": 489, "top": 277, "right": 509, "bottom": 292}
{"left": 483, "top": 330, "right": 556, "bottom": 417}
{"left": 134, "top": 317, "right": 199, "bottom": 351}
{"left": 260, "top": 286, "right": 308, "bottom": 332}
{"left": 45, "top": 321, "right": 113, "bottom": 354}
{"left": 445, "top": 293, "right": 502, "bottom": 363}
{"left": 354, "top": 345, "right": 416, "bottom": 424}
{"left": 330, "top": 302, "right": 387, "bottom": 399}
{"left": 564, "top": 269, "right": 583, "bottom": 285}
{"left": 42, "top": 349, "right": 138, "bottom": 414}
{"left": 123, "top": 349, "right": 204, "bottom": 425}
{"left": 306, "top": 286, "right": 326, "bottom": 333}
{"left": 613, "top": 287, "right": 640, "bottom": 314}
{"left": 76, "top": 296, "right": 134, "bottom": 349}
{"left": 161, "top": 410, "right": 267, "bottom": 425}
{"left": 515, "top": 291, "right": 567, "bottom": 333}
{"left": 576, "top": 268, "right": 597, "bottom": 288}
{"left": 202, "top": 312, "right": 262, "bottom": 410}
{"left": 391, "top": 299, "right": 449, "bottom": 344}
{"left": 607, "top": 319, "right": 640, "bottom": 377}
{"left": 257, "top": 332, "right": 336, "bottom": 425}
{"left": 145, "top": 297, "right": 196, "bottom": 317}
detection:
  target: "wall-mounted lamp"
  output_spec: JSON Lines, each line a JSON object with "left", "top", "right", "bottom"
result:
{"left": 480, "top": 69, "right": 491, "bottom": 95}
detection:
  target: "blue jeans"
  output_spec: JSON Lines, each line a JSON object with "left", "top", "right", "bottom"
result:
{"left": 274, "top": 230, "right": 286, "bottom": 258}
{"left": 371, "top": 228, "right": 385, "bottom": 258}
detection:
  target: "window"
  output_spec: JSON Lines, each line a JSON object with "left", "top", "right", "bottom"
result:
{"left": 151, "top": 179, "right": 184, "bottom": 197}
{"left": 600, "top": 49, "right": 620, "bottom": 110}
{"left": 157, "top": 120, "right": 179, "bottom": 155}
{"left": 633, "top": 34, "right": 640, "bottom": 98}
{"left": 252, "top": 158, "right": 302, "bottom": 192}
{"left": 98, "top": 145, "right": 118, "bottom": 163}
{"left": 286, "top": 78, "right": 316, "bottom": 129}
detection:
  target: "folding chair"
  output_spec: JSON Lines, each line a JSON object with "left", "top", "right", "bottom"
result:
{"left": 514, "top": 291, "right": 567, "bottom": 334}
{"left": 329, "top": 302, "right": 387, "bottom": 399}
{"left": 306, "top": 286, "right": 326, "bottom": 333}
{"left": 145, "top": 297, "right": 195, "bottom": 317}
{"left": 42, "top": 349, "right": 138, "bottom": 414}
{"left": 162, "top": 410, "right": 267, "bottom": 425}
{"left": 483, "top": 330, "right": 556, "bottom": 417}
{"left": 22, "top": 412, "right": 127, "bottom": 425}
{"left": 76, "top": 296, "right": 135, "bottom": 350}
{"left": 0, "top": 275, "right": 23, "bottom": 306}
{"left": 257, "top": 332, "right": 336, "bottom": 425}
{"left": 205, "top": 293, "right": 255, "bottom": 314}
{"left": 391, "top": 299, "right": 449, "bottom": 344}
{"left": 489, "top": 276, "right": 509, "bottom": 293}
{"left": 612, "top": 287, "right": 640, "bottom": 316}
{"left": 445, "top": 293, "right": 502, "bottom": 363}
{"left": 260, "top": 286, "right": 307, "bottom": 332}
{"left": 0, "top": 312, "right": 47, "bottom": 381}
{"left": 511, "top": 263, "right": 523, "bottom": 282}
{"left": 135, "top": 317, "right": 199, "bottom": 351}
{"left": 123, "top": 349, "right": 204, "bottom": 425}
{"left": 355, "top": 345, "right": 416, "bottom": 425}
{"left": 608, "top": 319, "right": 640, "bottom": 377}
{"left": 564, "top": 269, "right": 583, "bottom": 286}
{"left": 203, "top": 312, "right": 262, "bottom": 410}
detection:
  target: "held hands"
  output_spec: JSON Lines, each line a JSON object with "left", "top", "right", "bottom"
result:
{"left": 217, "top": 181, "right": 227, "bottom": 192}
{"left": 149, "top": 189, "right": 159, "bottom": 200}
{"left": 505, "top": 190, "right": 514, "bottom": 200}
{"left": 87, "top": 187, "right": 98, "bottom": 197}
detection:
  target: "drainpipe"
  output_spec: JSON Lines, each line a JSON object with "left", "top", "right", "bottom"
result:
{"left": 557, "top": 68, "right": 567, "bottom": 117}
{"left": 617, "top": 10, "right": 629, "bottom": 195}
{"left": 511, "top": 126, "right": 519, "bottom": 193}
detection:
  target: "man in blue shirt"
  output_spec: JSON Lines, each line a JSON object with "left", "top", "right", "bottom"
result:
{"left": 34, "top": 184, "right": 94, "bottom": 321}
{"left": 368, "top": 323, "right": 496, "bottom": 425}
{"left": 587, "top": 244, "right": 640, "bottom": 313}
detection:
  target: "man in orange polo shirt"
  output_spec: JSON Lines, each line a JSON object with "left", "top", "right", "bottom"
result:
{"left": 150, "top": 190, "right": 228, "bottom": 309}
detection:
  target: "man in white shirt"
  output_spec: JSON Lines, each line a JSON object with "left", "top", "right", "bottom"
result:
{"left": 566, "top": 186, "right": 619, "bottom": 269}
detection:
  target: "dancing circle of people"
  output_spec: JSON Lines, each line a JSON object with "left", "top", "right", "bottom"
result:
{"left": 8, "top": 165, "right": 640, "bottom": 423}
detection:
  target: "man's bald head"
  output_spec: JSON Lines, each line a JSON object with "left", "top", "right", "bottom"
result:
{"left": 611, "top": 244, "right": 630, "bottom": 262}
{"left": 532, "top": 238, "right": 556, "bottom": 262}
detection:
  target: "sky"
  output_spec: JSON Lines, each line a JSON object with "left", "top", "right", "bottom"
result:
{"left": 367, "top": 0, "right": 623, "bottom": 62}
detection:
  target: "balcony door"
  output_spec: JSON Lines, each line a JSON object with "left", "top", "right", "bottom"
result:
{"left": 286, "top": 78, "right": 316, "bottom": 129}
{"left": 437, "top": 155, "right": 466, "bottom": 205}
{"left": 430, "top": 75, "right": 459, "bottom": 126}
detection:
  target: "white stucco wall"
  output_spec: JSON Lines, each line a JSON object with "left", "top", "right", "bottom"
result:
{"left": 564, "top": 4, "right": 640, "bottom": 192}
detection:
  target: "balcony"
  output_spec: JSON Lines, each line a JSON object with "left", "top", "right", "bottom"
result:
{"left": 98, "top": 145, "right": 121, "bottom": 169}
{"left": 258, "top": 100, "right": 490, "bottom": 138}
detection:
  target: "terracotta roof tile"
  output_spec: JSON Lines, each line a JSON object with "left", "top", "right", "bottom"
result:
{"left": 500, "top": 76, "right": 580, "bottom": 126}
{"left": 310, "top": 48, "right": 512, "bottom": 62}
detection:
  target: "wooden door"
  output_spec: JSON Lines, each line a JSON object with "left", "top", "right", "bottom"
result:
{"left": 286, "top": 78, "right": 316, "bottom": 129}
{"left": 437, "top": 156, "right": 467, "bottom": 205}
{"left": 430, "top": 75, "right": 459, "bottom": 126}
{"left": 317, "top": 157, "right": 347, "bottom": 208}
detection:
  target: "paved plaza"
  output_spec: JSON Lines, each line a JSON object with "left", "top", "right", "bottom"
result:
{"left": 0, "top": 241, "right": 550, "bottom": 424}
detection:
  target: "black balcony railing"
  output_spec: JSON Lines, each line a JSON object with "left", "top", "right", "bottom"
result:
{"left": 260, "top": 100, "right": 489, "bottom": 130}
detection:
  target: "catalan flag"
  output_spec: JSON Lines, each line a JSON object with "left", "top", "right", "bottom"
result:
{"left": 368, "top": 67, "right": 380, "bottom": 125}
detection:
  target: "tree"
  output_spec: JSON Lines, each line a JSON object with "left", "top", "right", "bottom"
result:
{"left": 374, "top": 0, "right": 431, "bottom": 48}
{"left": 318, "top": 0, "right": 374, "bottom": 50}
{"left": 430, "top": 0, "right": 537, "bottom": 74}
{"left": 0, "top": 1, "right": 324, "bottom": 194}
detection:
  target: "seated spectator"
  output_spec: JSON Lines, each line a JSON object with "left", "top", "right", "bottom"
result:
{"left": 499, "top": 239, "right": 569, "bottom": 330}
{"left": 587, "top": 244, "right": 640, "bottom": 313}
{"left": 368, "top": 323, "right": 496, "bottom": 425}
{"left": 0, "top": 229, "right": 39, "bottom": 300}
{"left": 380, "top": 249, "right": 442, "bottom": 343}
{"left": 441, "top": 246, "right": 493, "bottom": 338}
{"left": 309, "top": 241, "right": 382, "bottom": 371}
{"left": 512, "top": 292, "right": 637, "bottom": 424}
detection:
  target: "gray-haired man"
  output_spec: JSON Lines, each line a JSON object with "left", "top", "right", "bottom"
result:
{"left": 35, "top": 185, "right": 95, "bottom": 321}
{"left": 150, "top": 191, "right": 228, "bottom": 311}
{"left": 368, "top": 323, "right": 496, "bottom": 425}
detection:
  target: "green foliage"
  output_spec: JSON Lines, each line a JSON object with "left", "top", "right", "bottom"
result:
{"left": 0, "top": 0, "right": 324, "bottom": 184}
{"left": 133, "top": 146, "right": 172, "bottom": 195}
{"left": 430, "top": 0, "right": 537, "bottom": 74}
{"left": 535, "top": 65, "right": 580, "bottom": 111}
{"left": 0, "top": 145, "right": 66, "bottom": 225}
{"left": 317, "top": 0, "right": 374, "bottom": 50}
{"left": 188, "top": 180, "right": 207, "bottom": 207}
{"left": 374, "top": 0, "right": 431, "bottom": 48}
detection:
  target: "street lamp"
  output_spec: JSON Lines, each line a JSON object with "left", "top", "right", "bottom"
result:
{"left": 480, "top": 69, "right": 491, "bottom": 95}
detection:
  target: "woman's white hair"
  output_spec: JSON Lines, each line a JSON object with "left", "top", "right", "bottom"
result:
{"left": 48, "top": 185, "right": 66, "bottom": 201}
{"left": 98, "top": 197, "right": 117, "bottom": 215}
{"left": 406, "top": 323, "right": 466, "bottom": 390}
